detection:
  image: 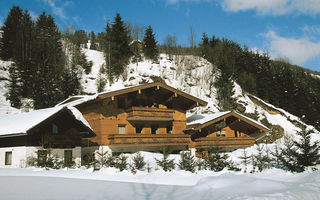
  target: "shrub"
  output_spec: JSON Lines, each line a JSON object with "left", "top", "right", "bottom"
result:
{"left": 155, "top": 153, "right": 175, "bottom": 172}
{"left": 132, "top": 152, "right": 146, "bottom": 170}
{"left": 178, "top": 151, "right": 196, "bottom": 173}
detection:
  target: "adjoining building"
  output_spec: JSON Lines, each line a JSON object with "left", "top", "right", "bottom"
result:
{"left": 185, "top": 111, "right": 270, "bottom": 153}
{"left": 0, "top": 106, "right": 95, "bottom": 168}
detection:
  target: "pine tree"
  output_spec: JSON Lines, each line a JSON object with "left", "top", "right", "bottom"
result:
{"left": 6, "top": 63, "right": 22, "bottom": 108}
{"left": 206, "top": 148, "right": 229, "bottom": 172}
{"left": 0, "top": 6, "right": 23, "bottom": 61}
{"left": 90, "top": 31, "right": 97, "bottom": 50}
{"left": 105, "top": 13, "right": 132, "bottom": 80}
{"left": 143, "top": 25, "right": 158, "bottom": 61}
{"left": 178, "top": 151, "right": 196, "bottom": 173}
{"left": 239, "top": 148, "right": 249, "bottom": 172}
{"left": 32, "top": 12, "right": 65, "bottom": 109}
{"left": 132, "top": 152, "right": 146, "bottom": 170}
{"left": 115, "top": 154, "right": 128, "bottom": 171}
{"left": 293, "top": 129, "right": 320, "bottom": 169}
{"left": 155, "top": 153, "right": 175, "bottom": 172}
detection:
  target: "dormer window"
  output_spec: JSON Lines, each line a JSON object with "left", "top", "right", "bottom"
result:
{"left": 52, "top": 123, "right": 58, "bottom": 134}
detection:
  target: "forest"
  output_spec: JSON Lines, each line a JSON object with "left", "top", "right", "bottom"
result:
{"left": 0, "top": 5, "right": 320, "bottom": 131}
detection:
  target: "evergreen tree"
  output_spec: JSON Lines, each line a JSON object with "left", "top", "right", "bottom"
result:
{"left": 104, "top": 13, "right": 132, "bottom": 81}
{"left": 132, "top": 152, "right": 146, "bottom": 170}
{"left": 294, "top": 129, "right": 320, "bottom": 168}
{"left": 155, "top": 153, "right": 175, "bottom": 172}
{"left": 115, "top": 154, "right": 128, "bottom": 171}
{"left": 90, "top": 31, "right": 97, "bottom": 50}
{"left": 205, "top": 148, "right": 229, "bottom": 172}
{"left": 239, "top": 148, "right": 249, "bottom": 172}
{"left": 143, "top": 25, "right": 158, "bottom": 61}
{"left": 0, "top": 6, "right": 23, "bottom": 61}
{"left": 6, "top": 63, "right": 22, "bottom": 108}
{"left": 178, "top": 151, "right": 196, "bottom": 173}
{"left": 19, "top": 10, "right": 35, "bottom": 97}
{"left": 32, "top": 12, "right": 65, "bottom": 108}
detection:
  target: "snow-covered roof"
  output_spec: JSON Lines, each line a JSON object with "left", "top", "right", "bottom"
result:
{"left": 0, "top": 106, "right": 93, "bottom": 137}
{"left": 187, "top": 111, "right": 231, "bottom": 126}
{"left": 57, "top": 82, "right": 208, "bottom": 108}
{"left": 187, "top": 111, "right": 269, "bottom": 131}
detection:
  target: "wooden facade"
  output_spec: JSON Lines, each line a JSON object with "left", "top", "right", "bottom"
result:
{"left": 60, "top": 83, "right": 269, "bottom": 152}
{"left": 186, "top": 112, "right": 270, "bottom": 150}
{"left": 67, "top": 82, "right": 207, "bottom": 152}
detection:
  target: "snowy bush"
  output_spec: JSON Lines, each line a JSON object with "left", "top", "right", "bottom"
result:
{"left": 155, "top": 153, "right": 175, "bottom": 172}
{"left": 206, "top": 148, "right": 229, "bottom": 172}
{"left": 115, "top": 154, "right": 128, "bottom": 172}
{"left": 178, "top": 151, "right": 196, "bottom": 173}
{"left": 132, "top": 152, "right": 146, "bottom": 171}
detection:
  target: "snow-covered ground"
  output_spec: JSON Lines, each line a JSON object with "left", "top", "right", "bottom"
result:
{"left": 1, "top": 150, "right": 320, "bottom": 200}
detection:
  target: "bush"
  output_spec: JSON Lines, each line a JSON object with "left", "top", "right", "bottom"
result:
{"left": 178, "top": 151, "right": 196, "bottom": 173}
{"left": 155, "top": 153, "right": 175, "bottom": 172}
{"left": 132, "top": 152, "right": 146, "bottom": 170}
{"left": 115, "top": 154, "right": 128, "bottom": 171}
{"left": 205, "top": 148, "right": 229, "bottom": 172}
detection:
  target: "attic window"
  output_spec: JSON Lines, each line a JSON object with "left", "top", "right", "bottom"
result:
{"left": 52, "top": 124, "right": 58, "bottom": 134}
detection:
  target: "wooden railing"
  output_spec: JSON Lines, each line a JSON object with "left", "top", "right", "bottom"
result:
{"left": 194, "top": 137, "right": 255, "bottom": 148}
{"left": 126, "top": 107, "right": 174, "bottom": 121}
{"left": 108, "top": 134, "right": 190, "bottom": 146}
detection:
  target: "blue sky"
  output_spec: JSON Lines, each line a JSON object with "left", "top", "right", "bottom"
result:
{"left": 1, "top": 0, "right": 320, "bottom": 71}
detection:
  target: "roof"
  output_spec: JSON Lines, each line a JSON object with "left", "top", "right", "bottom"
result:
{"left": 187, "top": 111, "right": 270, "bottom": 132}
{"left": 57, "top": 82, "right": 208, "bottom": 108}
{"left": 0, "top": 106, "right": 94, "bottom": 137}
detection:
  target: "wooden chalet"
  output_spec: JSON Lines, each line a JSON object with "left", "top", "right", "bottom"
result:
{"left": 186, "top": 111, "right": 270, "bottom": 151}
{"left": 58, "top": 82, "right": 208, "bottom": 152}
{"left": 0, "top": 106, "right": 95, "bottom": 167}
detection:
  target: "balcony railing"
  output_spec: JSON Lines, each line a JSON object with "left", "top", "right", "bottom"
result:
{"left": 194, "top": 137, "right": 254, "bottom": 149}
{"left": 108, "top": 134, "right": 190, "bottom": 146}
{"left": 126, "top": 107, "right": 174, "bottom": 121}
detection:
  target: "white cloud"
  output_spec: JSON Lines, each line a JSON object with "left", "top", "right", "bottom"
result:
{"left": 43, "top": 0, "right": 71, "bottom": 19}
{"left": 265, "top": 31, "right": 320, "bottom": 65}
{"left": 29, "top": 10, "right": 38, "bottom": 21}
{"left": 0, "top": 17, "right": 3, "bottom": 27}
{"left": 221, "top": 0, "right": 320, "bottom": 15}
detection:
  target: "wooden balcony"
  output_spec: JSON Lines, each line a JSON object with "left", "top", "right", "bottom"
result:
{"left": 126, "top": 107, "right": 174, "bottom": 121}
{"left": 108, "top": 134, "right": 190, "bottom": 146}
{"left": 193, "top": 137, "right": 255, "bottom": 149}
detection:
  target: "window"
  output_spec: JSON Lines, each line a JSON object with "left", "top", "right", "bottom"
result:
{"left": 234, "top": 130, "right": 238, "bottom": 138}
{"left": 52, "top": 123, "right": 58, "bottom": 134}
{"left": 37, "top": 150, "right": 48, "bottom": 166}
{"left": 221, "top": 130, "right": 226, "bottom": 137}
{"left": 118, "top": 125, "right": 126, "bottom": 134}
{"left": 5, "top": 152, "right": 12, "bottom": 165}
{"left": 136, "top": 125, "right": 143, "bottom": 134}
{"left": 216, "top": 131, "right": 221, "bottom": 137}
{"left": 151, "top": 125, "right": 158, "bottom": 134}
{"left": 64, "top": 150, "right": 73, "bottom": 165}
{"left": 167, "top": 125, "right": 172, "bottom": 134}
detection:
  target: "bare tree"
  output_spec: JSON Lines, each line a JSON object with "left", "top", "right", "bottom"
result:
{"left": 188, "top": 25, "right": 196, "bottom": 48}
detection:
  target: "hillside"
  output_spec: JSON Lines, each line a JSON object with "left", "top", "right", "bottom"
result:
{"left": 0, "top": 48, "right": 318, "bottom": 142}
{"left": 80, "top": 49, "right": 318, "bottom": 141}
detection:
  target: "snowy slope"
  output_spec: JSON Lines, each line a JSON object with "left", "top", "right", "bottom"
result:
{"left": 80, "top": 50, "right": 318, "bottom": 141}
